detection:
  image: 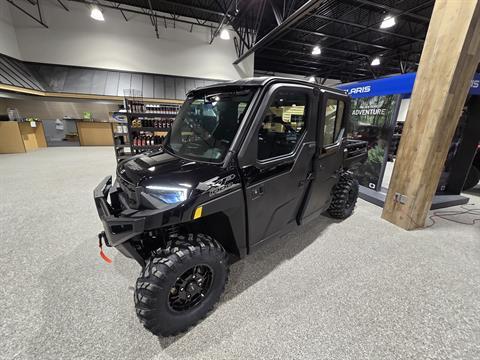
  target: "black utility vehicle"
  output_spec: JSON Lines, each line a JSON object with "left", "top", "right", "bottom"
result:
{"left": 94, "top": 77, "right": 367, "bottom": 336}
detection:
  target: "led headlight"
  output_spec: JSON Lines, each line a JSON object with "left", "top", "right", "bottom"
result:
{"left": 145, "top": 185, "right": 189, "bottom": 204}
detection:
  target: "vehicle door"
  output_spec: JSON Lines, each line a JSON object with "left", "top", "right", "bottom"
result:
{"left": 238, "top": 84, "right": 316, "bottom": 248}
{"left": 298, "top": 91, "right": 349, "bottom": 222}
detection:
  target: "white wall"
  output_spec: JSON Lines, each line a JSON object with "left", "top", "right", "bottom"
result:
{"left": 9, "top": 1, "right": 253, "bottom": 80}
{"left": 0, "top": 1, "right": 20, "bottom": 58}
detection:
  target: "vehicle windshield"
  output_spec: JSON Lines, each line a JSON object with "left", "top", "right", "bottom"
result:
{"left": 164, "top": 88, "right": 256, "bottom": 163}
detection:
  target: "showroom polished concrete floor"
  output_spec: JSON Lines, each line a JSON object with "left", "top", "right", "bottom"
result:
{"left": 1, "top": 147, "right": 480, "bottom": 360}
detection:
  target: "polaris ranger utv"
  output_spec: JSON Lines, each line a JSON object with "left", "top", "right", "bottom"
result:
{"left": 94, "top": 77, "right": 367, "bottom": 336}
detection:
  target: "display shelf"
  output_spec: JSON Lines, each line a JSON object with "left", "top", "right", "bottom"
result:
{"left": 130, "top": 127, "right": 170, "bottom": 132}
{"left": 131, "top": 145, "right": 163, "bottom": 149}
{"left": 111, "top": 94, "right": 179, "bottom": 163}
{"left": 114, "top": 112, "right": 177, "bottom": 118}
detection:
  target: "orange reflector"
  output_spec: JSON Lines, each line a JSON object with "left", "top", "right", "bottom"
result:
{"left": 193, "top": 206, "right": 203, "bottom": 219}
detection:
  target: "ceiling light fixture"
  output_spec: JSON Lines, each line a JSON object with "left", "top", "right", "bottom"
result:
{"left": 371, "top": 57, "right": 381, "bottom": 66}
{"left": 220, "top": 28, "right": 230, "bottom": 40}
{"left": 380, "top": 15, "right": 396, "bottom": 29}
{"left": 311, "top": 46, "right": 321, "bottom": 55}
{"left": 90, "top": 6, "right": 105, "bottom": 21}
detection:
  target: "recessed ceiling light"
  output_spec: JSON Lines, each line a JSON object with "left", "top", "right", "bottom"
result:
{"left": 311, "top": 46, "right": 321, "bottom": 55}
{"left": 371, "top": 57, "right": 381, "bottom": 66}
{"left": 380, "top": 15, "right": 396, "bottom": 29}
{"left": 220, "top": 29, "right": 230, "bottom": 40}
{"left": 90, "top": 6, "right": 104, "bottom": 21}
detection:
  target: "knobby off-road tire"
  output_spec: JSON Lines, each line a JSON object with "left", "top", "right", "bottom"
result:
{"left": 134, "top": 233, "right": 229, "bottom": 336}
{"left": 327, "top": 172, "right": 359, "bottom": 219}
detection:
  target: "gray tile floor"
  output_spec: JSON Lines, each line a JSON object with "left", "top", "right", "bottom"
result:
{"left": 1, "top": 147, "right": 480, "bottom": 360}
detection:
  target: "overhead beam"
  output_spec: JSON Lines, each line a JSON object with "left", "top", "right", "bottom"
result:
{"left": 263, "top": 46, "right": 357, "bottom": 64}
{"left": 254, "top": 61, "right": 370, "bottom": 79}
{"left": 6, "top": 0, "right": 48, "bottom": 28}
{"left": 209, "top": 0, "right": 236, "bottom": 44}
{"left": 256, "top": 53, "right": 341, "bottom": 68}
{"left": 269, "top": 0, "right": 283, "bottom": 25}
{"left": 233, "top": 0, "right": 326, "bottom": 64}
{"left": 67, "top": 0, "right": 216, "bottom": 29}
{"left": 312, "top": 14, "right": 425, "bottom": 42}
{"left": 274, "top": 38, "right": 371, "bottom": 57}
{"left": 146, "top": 0, "right": 224, "bottom": 17}
{"left": 255, "top": 59, "right": 319, "bottom": 71}
{"left": 292, "top": 28, "right": 391, "bottom": 50}
{"left": 326, "top": 1, "right": 430, "bottom": 50}
{"left": 382, "top": 0, "right": 480, "bottom": 229}
{"left": 352, "top": 0, "right": 430, "bottom": 23}
{"left": 146, "top": 0, "right": 159, "bottom": 39}
{"left": 56, "top": 0, "right": 69, "bottom": 11}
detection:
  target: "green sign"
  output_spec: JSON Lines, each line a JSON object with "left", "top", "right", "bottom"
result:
{"left": 83, "top": 111, "right": 92, "bottom": 120}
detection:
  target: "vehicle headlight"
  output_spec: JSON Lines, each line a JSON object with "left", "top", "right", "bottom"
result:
{"left": 145, "top": 185, "right": 190, "bottom": 204}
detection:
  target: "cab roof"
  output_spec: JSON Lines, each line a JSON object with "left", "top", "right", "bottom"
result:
{"left": 189, "top": 76, "right": 348, "bottom": 97}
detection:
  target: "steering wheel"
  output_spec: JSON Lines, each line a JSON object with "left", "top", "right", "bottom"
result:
{"left": 180, "top": 141, "right": 203, "bottom": 152}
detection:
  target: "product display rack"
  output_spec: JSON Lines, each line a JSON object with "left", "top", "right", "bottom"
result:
{"left": 112, "top": 95, "right": 180, "bottom": 162}
{"left": 111, "top": 122, "right": 130, "bottom": 162}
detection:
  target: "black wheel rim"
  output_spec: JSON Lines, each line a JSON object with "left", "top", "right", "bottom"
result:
{"left": 346, "top": 188, "right": 356, "bottom": 208}
{"left": 168, "top": 265, "right": 213, "bottom": 312}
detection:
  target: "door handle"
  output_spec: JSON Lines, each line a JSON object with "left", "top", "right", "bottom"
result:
{"left": 251, "top": 185, "right": 264, "bottom": 199}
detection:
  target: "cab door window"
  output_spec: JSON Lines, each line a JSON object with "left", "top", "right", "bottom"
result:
{"left": 323, "top": 99, "right": 345, "bottom": 145}
{"left": 257, "top": 90, "right": 308, "bottom": 160}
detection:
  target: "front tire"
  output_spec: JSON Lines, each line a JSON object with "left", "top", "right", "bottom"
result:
{"left": 328, "top": 172, "right": 359, "bottom": 219}
{"left": 134, "top": 233, "right": 228, "bottom": 336}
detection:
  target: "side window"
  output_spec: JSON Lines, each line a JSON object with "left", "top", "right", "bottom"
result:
{"left": 323, "top": 98, "right": 345, "bottom": 145}
{"left": 257, "top": 90, "right": 308, "bottom": 160}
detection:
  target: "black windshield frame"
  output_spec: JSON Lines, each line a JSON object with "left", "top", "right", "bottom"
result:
{"left": 164, "top": 87, "right": 257, "bottom": 164}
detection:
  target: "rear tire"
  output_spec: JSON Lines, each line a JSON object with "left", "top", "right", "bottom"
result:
{"left": 328, "top": 172, "right": 359, "bottom": 219}
{"left": 463, "top": 166, "right": 480, "bottom": 191}
{"left": 134, "top": 233, "right": 228, "bottom": 336}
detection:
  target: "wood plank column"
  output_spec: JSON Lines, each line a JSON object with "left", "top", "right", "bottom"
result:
{"left": 382, "top": 0, "right": 480, "bottom": 230}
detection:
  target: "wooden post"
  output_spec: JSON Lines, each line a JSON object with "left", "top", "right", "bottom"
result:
{"left": 382, "top": 0, "right": 480, "bottom": 230}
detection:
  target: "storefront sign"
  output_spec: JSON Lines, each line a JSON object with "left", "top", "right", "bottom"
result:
{"left": 338, "top": 73, "right": 480, "bottom": 98}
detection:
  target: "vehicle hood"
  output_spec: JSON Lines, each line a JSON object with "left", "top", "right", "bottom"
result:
{"left": 117, "top": 151, "right": 233, "bottom": 193}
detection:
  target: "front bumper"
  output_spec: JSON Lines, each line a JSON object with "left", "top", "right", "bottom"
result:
{"left": 94, "top": 176, "right": 146, "bottom": 265}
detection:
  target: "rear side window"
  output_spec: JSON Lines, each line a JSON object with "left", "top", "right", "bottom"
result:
{"left": 257, "top": 90, "right": 308, "bottom": 160}
{"left": 323, "top": 99, "right": 345, "bottom": 145}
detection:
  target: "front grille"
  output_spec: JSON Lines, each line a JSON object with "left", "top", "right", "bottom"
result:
{"left": 117, "top": 174, "right": 139, "bottom": 208}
